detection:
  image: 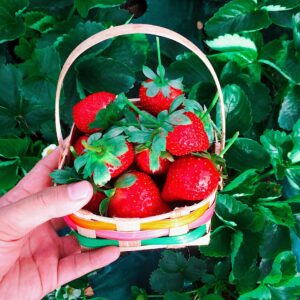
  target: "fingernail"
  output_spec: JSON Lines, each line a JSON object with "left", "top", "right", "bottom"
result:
{"left": 68, "top": 181, "right": 92, "bottom": 201}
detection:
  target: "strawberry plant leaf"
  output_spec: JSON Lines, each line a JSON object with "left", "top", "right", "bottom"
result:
{"left": 93, "top": 162, "right": 111, "bottom": 186}
{"left": 14, "top": 37, "right": 36, "bottom": 60}
{"left": 263, "top": 251, "right": 297, "bottom": 285}
{"left": 164, "top": 292, "right": 191, "bottom": 300}
{"left": 168, "top": 78, "right": 183, "bottom": 90}
{"left": 183, "top": 257, "right": 206, "bottom": 282}
{"left": 76, "top": 56, "right": 135, "bottom": 94}
{"left": 50, "top": 167, "right": 82, "bottom": 184}
{"left": 200, "top": 226, "right": 234, "bottom": 257}
{"left": 74, "top": 0, "right": 125, "bottom": 18}
{"left": 258, "top": 202, "right": 295, "bottom": 227}
{"left": 167, "top": 110, "right": 191, "bottom": 126}
{"left": 259, "top": 224, "right": 291, "bottom": 259}
{"left": 293, "top": 13, "right": 300, "bottom": 52}
{"left": 102, "top": 127, "right": 124, "bottom": 139}
{"left": 170, "top": 96, "right": 184, "bottom": 113}
{"left": 150, "top": 269, "right": 184, "bottom": 293}
{"left": 102, "top": 35, "right": 149, "bottom": 72}
{"left": 260, "top": 0, "right": 300, "bottom": 11}
{"left": 126, "top": 127, "right": 152, "bottom": 143}
{"left": 146, "top": 85, "right": 160, "bottom": 97}
{"left": 220, "top": 84, "right": 252, "bottom": 137}
{"left": 278, "top": 85, "right": 300, "bottom": 131}
{"left": 20, "top": 46, "right": 60, "bottom": 108}
{"left": 255, "top": 182, "right": 282, "bottom": 202}
{"left": 115, "top": 173, "right": 136, "bottom": 188}
{"left": 142, "top": 65, "right": 157, "bottom": 80}
{"left": 156, "top": 65, "right": 166, "bottom": 79}
{"left": 224, "top": 138, "right": 270, "bottom": 172}
{"left": 167, "top": 52, "right": 213, "bottom": 88}
{"left": 24, "top": 11, "right": 56, "bottom": 33}
{"left": 0, "top": 164, "right": 20, "bottom": 190}
{"left": 99, "top": 197, "right": 110, "bottom": 216}
{"left": 0, "top": 0, "right": 28, "bottom": 44}
{"left": 205, "top": 0, "right": 271, "bottom": 37}
{"left": 288, "top": 120, "right": 300, "bottom": 164}
{"left": 206, "top": 34, "right": 258, "bottom": 64}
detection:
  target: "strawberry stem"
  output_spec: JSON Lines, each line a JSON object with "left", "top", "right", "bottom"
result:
{"left": 202, "top": 92, "right": 219, "bottom": 119}
{"left": 219, "top": 131, "right": 239, "bottom": 157}
{"left": 156, "top": 37, "right": 165, "bottom": 84}
{"left": 122, "top": 96, "right": 160, "bottom": 125}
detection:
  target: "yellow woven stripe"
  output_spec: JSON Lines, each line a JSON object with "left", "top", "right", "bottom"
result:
{"left": 141, "top": 203, "right": 209, "bottom": 230}
{"left": 69, "top": 202, "right": 209, "bottom": 231}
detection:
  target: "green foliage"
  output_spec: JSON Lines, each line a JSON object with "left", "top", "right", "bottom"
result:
{"left": 1, "top": 0, "right": 300, "bottom": 299}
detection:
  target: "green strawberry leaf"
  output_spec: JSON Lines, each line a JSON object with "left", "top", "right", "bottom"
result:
{"left": 170, "top": 96, "right": 184, "bottom": 113}
{"left": 99, "top": 197, "right": 110, "bottom": 216}
{"left": 93, "top": 162, "right": 111, "bottom": 186}
{"left": 142, "top": 65, "right": 157, "bottom": 80}
{"left": 115, "top": 173, "right": 137, "bottom": 188}
{"left": 23, "top": 11, "right": 56, "bottom": 33}
{"left": 50, "top": 167, "right": 82, "bottom": 184}
{"left": 167, "top": 110, "right": 191, "bottom": 126}
{"left": 126, "top": 127, "right": 153, "bottom": 144}
{"left": 156, "top": 65, "right": 166, "bottom": 79}
{"left": 168, "top": 78, "right": 183, "bottom": 90}
{"left": 146, "top": 85, "right": 160, "bottom": 97}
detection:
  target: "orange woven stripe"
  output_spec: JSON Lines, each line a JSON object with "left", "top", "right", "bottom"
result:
{"left": 69, "top": 202, "right": 210, "bottom": 231}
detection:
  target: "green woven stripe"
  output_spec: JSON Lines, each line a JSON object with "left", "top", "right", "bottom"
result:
{"left": 73, "top": 225, "right": 207, "bottom": 249}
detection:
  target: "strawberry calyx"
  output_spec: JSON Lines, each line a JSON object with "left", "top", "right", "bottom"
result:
{"left": 73, "top": 128, "right": 130, "bottom": 186}
{"left": 98, "top": 173, "right": 137, "bottom": 216}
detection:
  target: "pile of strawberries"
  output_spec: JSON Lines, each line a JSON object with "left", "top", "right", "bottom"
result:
{"left": 52, "top": 53, "right": 220, "bottom": 219}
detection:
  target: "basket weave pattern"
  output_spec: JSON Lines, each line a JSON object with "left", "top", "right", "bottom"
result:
{"left": 55, "top": 24, "right": 226, "bottom": 252}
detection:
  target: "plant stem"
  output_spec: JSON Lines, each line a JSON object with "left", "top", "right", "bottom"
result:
{"left": 113, "top": 121, "right": 157, "bottom": 129}
{"left": 123, "top": 97, "right": 160, "bottom": 125}
{"left": 156, "top": 37, "right": 165, "bottom": 83}
{"left": 219, "top": 132, "right": 239, "bottom": 157}
{"left": 202, "top": 92, "right": 219, "bottom": 119}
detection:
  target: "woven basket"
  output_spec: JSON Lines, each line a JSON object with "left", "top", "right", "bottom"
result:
{"left": 55, "top": 24, "right": 226, "bottom": 252}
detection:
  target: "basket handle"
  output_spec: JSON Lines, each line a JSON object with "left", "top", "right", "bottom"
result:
{"left": 55, "top": 24, "right": 226, "bottom": 151}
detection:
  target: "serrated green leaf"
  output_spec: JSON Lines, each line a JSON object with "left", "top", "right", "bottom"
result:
{"left": 115, "top": 173, "right": 136, "bottom": 188}
{"left": 0, "top": 138, "right": 30, "bottom": 158}
{"left": 293, "top": 13, "right": 300, "bottom": 52}
{"left": 288, "top": 119, "right": 300, "bottom": 163}
{"left": 183, "top": 257, "right": 206, "bottom": 281}
{"left": 259, "top": 202, "right": 295, "bottom": 227}
{"left": 206, "top": 34, "right": 257, "bottom": 64}
{"left": 14, "top": 37, "right": 36, "bottom": 60}
{"left": 255, "top": 182, "right": 282, "bottom": 201}
{"left": 150, "top": 269, "right": 184, "bottom": 293}
{"left": 205, "top": 0, "right": 271, "bottom": 37}
{"left": 93, "top": 162, "right": 111, "bottom": 186}
{"left": 263, "top": 251, "right": 297, "bottom": 285}
{"left": 159, "top": 251, "right": 187, "bottom": 273}
{"left": 0, "top": 164, "right": 19, "bottom": 190}
{"left": 221, "top": 84, "right": 253, "bottom": 137}
{"left": 260, "top": 224, "right": 292, "bottom": 259}
{"left": 0, "top": 0, "right": 28, "bottom": 44}
{"left": 259, "top": 40, "right": 300, "bottom": 84}
{"left": 231, "top": 230, "right": 262, "bottom": 280}
{"left": 286, "top": 166, "right": 300, "bottom": 191}
{"left": 260, "top": 0, "right": 300, "bottom": 11}
{"left": 239, "top": 284, "right": 272, "bottom": 300}
{"left": 74, "top": 0, "right": 125, "bottom": 18}
{"left": 224, "top": 138, "right": 270, "bottom": 172}
{"left": 24, "top": 11, "right": 56, "bottom": 33}
{"left": 76, "top": 56, "right": 135, "bottom": 94}
{"left": 50, "top": 167, "right": 82, "bottom": 184}
{"left": 223, "top": 169, "right": 259, "bottom": 196}
{"left": 216, "top": 194, "right": 256, "bottom": 229}
{"left": 167, "top": 52, "right": 213, "bottom": 88}
{"left": 102, "top": 35, "right": 149, "bottom": 72}
{"left": 200, "top": 226, "right": 234, "bottom": 257}
{"left": 142, "top": 65, "right": 157, "bottom": 80}
{"left": 168, "top": 110, "right": 191, "bottom": 126}
{"left": 278, "top": 85, "right": 300, "bottom": 131}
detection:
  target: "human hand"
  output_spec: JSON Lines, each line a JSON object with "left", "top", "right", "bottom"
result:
{"left": 0, "top": 148, "right": 120, "bottom": 299}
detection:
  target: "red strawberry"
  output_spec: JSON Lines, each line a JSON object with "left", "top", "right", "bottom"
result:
{"left": 162, "top": 156, "right": 220, "bottom": 202}
{"left": 107, "top": 142, "right": 134, "bottom": 178}
{"left": 108, "top": 171, "right": 170, "bottom": 218}
{"left": 139, "top": 79, "right": 183, "bottom": 116}
{"left": 135, "top": 149, "right": 171, "bottom": 175}
{"left": 74, "top": 136, "right": 88, "bottom": 155}
{"left": 166, "top": 112, "right": 209, "bottom": 156}
{"left": 83, "top": 191, "right": 106, "bottom": 214}
{"left": 73, "top": 92, "right": 116, "bottom": 133}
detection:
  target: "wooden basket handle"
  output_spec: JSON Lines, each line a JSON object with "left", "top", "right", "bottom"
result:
{"left": 55, "top": 24, "right": 226, "bottom": 151}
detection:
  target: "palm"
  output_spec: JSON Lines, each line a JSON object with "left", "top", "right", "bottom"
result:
{"left": 1, "top": 221, "right": 80, "bottom": 299}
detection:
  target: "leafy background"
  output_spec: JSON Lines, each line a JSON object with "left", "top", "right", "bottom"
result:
{"left": 1, "top": 0, "right": 300, "bottom": 299}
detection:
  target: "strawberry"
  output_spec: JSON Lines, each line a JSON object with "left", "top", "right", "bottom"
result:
{"left": 107, "top": 141, "right": 134, "bottom": 178}
{"left": 108, "top": 172, "right": 170, "bottom": 218}
{"left": 166, "top": 111, "right": 209, "bottom": 156}
{"left": 162, "top": 156, "right": 220, "bottom": 202}
{"left": 74, "top": 136, "right": 88, "bottom": 155}
{"left": 73, "top": 91, "right": 116, "bottom": 133}
{"left": 135, "top": 149, "right": 171, "bottom": 175}
{"left": 139, "top": 79, "right": 183, "bottom": 116}
{"left": 73, "top": 130, "right": 135, "bottom": 186}
{"left": 83, "top": 191, "right": 106, "bottom": 214}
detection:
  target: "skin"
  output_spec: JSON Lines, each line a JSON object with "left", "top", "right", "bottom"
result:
{"left": 0, "top": 148, "right": 120, "bottom": 299}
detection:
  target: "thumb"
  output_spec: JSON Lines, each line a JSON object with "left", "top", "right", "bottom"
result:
{"left": 0, "top": 181, "right": 93, "bottom": 240}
